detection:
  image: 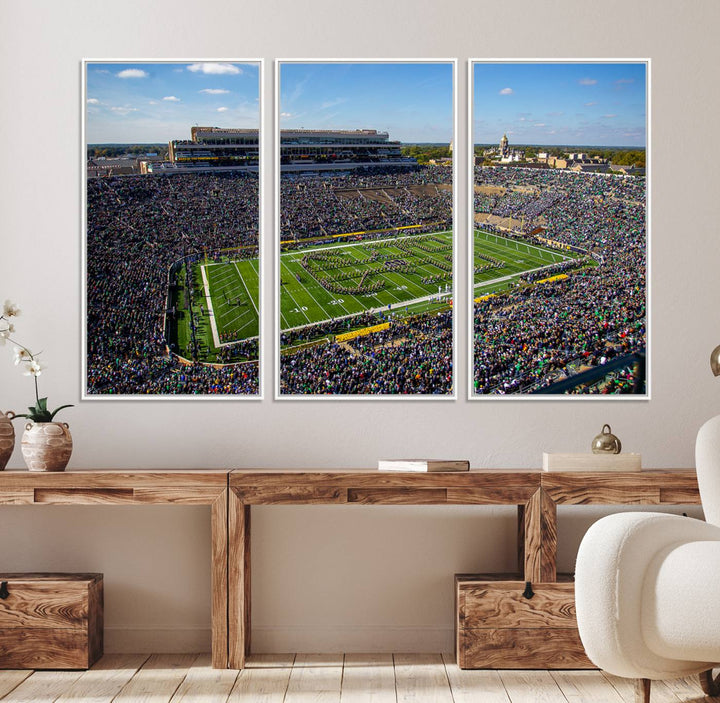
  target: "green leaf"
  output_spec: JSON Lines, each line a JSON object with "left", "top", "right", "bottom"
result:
{"left": 37, "top": 398, "right": 48, "bottom": 412}
{"left": 48, "top": 405, "right": 73, "bottom": 421}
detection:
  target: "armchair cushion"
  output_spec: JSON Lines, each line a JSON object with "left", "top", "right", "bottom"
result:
{"left": 575, "top": 511, "right": 720, "bottom": 680}
{"left": 643, "top": 539, "right": 720, "bottom": 662}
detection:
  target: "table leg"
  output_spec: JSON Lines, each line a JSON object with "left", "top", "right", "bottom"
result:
{"left": 228, "top": 489, "right": 251, "bottom": 669}
{"left": 211, "top": 489, "right": 228, "bottom": 668}
{"left": 519, "top": 488, "right": 557, "bottom": 583}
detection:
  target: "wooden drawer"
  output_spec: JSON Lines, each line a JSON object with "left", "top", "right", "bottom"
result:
{"left": 0, "top": 573, "right": 103, "bottom": 669}
{"left": 455, "top": 573, "right": 594, "bottom": 670}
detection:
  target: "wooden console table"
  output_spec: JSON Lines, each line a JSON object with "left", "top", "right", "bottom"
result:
{"left": 0, "top": 468, "right": 702, "bottom": 670}
{"left": 228, "top": 469, "right": 700, "bottom": 669}
{"left": 0, "top": 470, "right": 229, "bottom": 669}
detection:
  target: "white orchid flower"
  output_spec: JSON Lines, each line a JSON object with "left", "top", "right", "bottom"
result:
{"left": 2, "top": 300, "right": 21, "bottom": 318}
{"left": 13, "top": 347, "right": 31, "bottom": 365}
{"left": 23, "top": 359, "right": 44, "bottom": 377}
{"left": 0, "top": 324, "right": 12, "bottom": 345}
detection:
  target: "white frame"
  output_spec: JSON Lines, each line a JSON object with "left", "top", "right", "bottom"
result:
{"left": 467, "top": 58, "right": 651, "bottom": 401}
{"left": 274, "top": 58, "right": 458, "bottom": 400}
{"left": 81, "top": 58, "right": 265, "bottom": 400}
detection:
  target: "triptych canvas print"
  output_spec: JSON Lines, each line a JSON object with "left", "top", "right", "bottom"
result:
{"left": 83, "top": 59, "right": 647, "bottom": 400}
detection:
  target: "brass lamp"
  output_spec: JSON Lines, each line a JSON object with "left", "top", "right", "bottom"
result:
{"left": 712, "top": 345, "right": 720, "bottom": 376}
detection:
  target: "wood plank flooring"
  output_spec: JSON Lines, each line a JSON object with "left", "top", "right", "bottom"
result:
{"left": 0, "top": 654, "right": 713, "bottom": 702}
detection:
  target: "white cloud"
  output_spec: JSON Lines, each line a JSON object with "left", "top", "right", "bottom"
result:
{"left": 602, "top": 114, "right": 618, "bottom": 119}
{"left": 320, "top": 97, "right": 348, "bottom": 109}
{"left": 148, "top": 100, "right": 157, "bottom": 105}
{"left": 187, "top": 62, "right": 241, "bottom": 75}
{"left": 117, "top": 69, "right": 148, "bottom": 79}
{"left": 200, "top": 88, "right": 230, "bottom": 95}
{"left": 534, "top": 123, "right": 546, "bottom": 127}
{"left": 616, "top": 78, "right": 635, "bottom": 85}
{"left": 217, "top": 107, "right": 229, "bottom": 112}
{"left": 86, "top": 98, "right": 99, "bottom": 105}
{"left": 499, "top": 87, "right": 513, "bottom": 95}
{"left": 584, "top": 101, "right": 597, "bottom": 107}
{"left": 579, "top": 78, "right": 597, "bottom": 86}
{"left": 280, "top": 112, "right": 292, "bottom": 118}
{"left": 163, "top": 96, "right": 181, "bottom": 102}
{"left": 110, "top": 106, "right": 138, "bottom": 115}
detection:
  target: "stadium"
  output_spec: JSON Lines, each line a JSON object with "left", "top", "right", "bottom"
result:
{"left": 165, "top": 127, "right": 414, "bottom": 172}
{"left": 472, "top": 165, "right": 647, "bottom": 395}
{"left": 86, "top": 170, "right": 260, "bottom": 395}
{"left": 85, "top": 126, "right": 435, "bottom": 396}
{"left": 277, "top": 139, "right": 455, "bottom": 395}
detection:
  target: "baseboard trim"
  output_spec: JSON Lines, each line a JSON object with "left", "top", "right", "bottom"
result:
{"left": 251, "top": 625, "right": 455, "bottom": 653}
{"left": 105, "top": 626, "right": 211, "bottom": 653}
{"left": 105, "top": 624, "right": 454, "bottom": 654}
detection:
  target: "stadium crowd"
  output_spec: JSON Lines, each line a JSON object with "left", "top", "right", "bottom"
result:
{"left": 279, "top": 164, "right": 455, "bottom": 395}
{"left": 280, "top": 311, "right": 452, "bottom": 395}
{"left": 473, "top": 166, "right": 646, "bottom": 394}
{"left": 87, "top": 171, "right": 259, "bottom": 395}
{"left": 281, "top": 165, "right": 452, "bottom": 242}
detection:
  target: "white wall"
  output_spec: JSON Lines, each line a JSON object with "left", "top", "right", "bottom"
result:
{"left": 1, "top": 0, "right": 718, "bottom": 653}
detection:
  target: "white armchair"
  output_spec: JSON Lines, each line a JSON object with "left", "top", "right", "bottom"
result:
{"left": 575, "top": 415, "right": 720, "bottom": 702}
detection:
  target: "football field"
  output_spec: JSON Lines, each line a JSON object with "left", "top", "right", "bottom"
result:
{"left": 202, "top": 258, "right": 260, "bottom": 342}
{"left": 279, "top": 231, "right": 454, "bottom": 332}
{"left": 473, "top": 229, "right": 587, "bottom": 298}
{"left": 171, "top": 256, "right": 259, "bottom": 364}
{"left": 170, "top": 229, "right": 590, "bottom": 360}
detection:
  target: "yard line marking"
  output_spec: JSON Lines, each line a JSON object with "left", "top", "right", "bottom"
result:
{"left": 279, "top": 261, "right": 313, "bottom": 324}
{"left": 475, "top": 229, "right": 575, "bottom": 261}
{"left": 279, "top": 230, "right": 452, "bottom": 258}
{"left": 474, "top": 237, "right": 557, "bottom": 266}
{"left": 233, "top": 261, "right": 259, "bottom": 317}
{"left": 284, "top": 260, "right": 337, "bottom": 320}
{"left": 201, "top": 264, "right": 221, "bottom": 348}
{"left": 473, "top": 262, "right": 566, "bottom": 291}
{"left": 224, "top": 307, "right": 254, "bottom": 329}
{"left": 280, "top": 287, "right": 452, "bottom": 333}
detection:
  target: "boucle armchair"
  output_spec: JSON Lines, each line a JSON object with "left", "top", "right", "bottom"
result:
{"left": 575, "top": 416, "right": 720, "bottom": 702}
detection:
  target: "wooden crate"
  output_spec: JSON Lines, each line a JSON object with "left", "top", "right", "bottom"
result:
{"left": 455, "top": 573, "right": 594, "bottom": 669}
{"left": 0, "top": 573, "right": 103, "bottom": 669}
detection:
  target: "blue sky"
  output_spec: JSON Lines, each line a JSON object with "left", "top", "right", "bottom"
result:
{"left": 473, "top": 62, "right": 646, "bottom": 147}
{"left": 280, "top": 62, "right": 453, "bottom": 143}
{"left": 86, "top": 62, "right": 259, "bottom": 143}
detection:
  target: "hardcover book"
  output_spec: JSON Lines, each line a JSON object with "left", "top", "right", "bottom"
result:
{"left": 542, "top": 453, "right": 642, "bottom": 472}
{"left": 378, "top": 460, "right": 470, "bottom": 472}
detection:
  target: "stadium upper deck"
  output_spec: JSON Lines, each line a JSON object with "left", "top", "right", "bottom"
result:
{"left": 168, "top": 127, "right": 415, "bottom": 171}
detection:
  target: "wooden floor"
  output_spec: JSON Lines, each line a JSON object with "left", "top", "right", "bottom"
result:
{"left": 0, "top": 653, "right": 714, "bottom": 703}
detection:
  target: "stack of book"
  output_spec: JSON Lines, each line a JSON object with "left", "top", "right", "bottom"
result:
{"left": 377, "top": 459, "right": 470, "bottom": 472}
{"left": 542, "top": 452, "right": 642, "bottom": 472}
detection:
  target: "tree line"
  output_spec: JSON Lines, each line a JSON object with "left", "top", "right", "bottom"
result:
{"left": 87, "top": 144, "right": 169, "bottom": 159}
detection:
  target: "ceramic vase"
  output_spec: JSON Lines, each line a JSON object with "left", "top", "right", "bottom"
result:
{"left": 0, "top": 411, "right": 15, "bottom": 470}
{"left": 21, "top": 421, "right": 73, "bottom": 472}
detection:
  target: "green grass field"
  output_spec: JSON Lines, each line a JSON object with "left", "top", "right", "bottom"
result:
{"left": 167, "top": 229, "right": 590, "bottom": 361}
{"left": 169, "top": 255, "right": 259, "bottom": 364}
{"left": 279, "top": 231, "right": 454, "bottom": 334}
{"left": 473, "top": 229, "right": 588, "bottom": 298}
